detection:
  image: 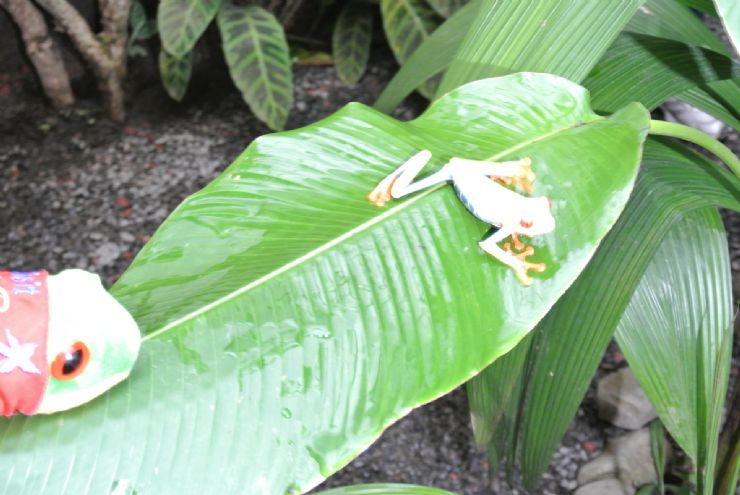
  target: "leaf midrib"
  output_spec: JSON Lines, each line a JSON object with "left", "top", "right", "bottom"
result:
{"left": 142, "top": 115, "right": 600, "bottom": 342}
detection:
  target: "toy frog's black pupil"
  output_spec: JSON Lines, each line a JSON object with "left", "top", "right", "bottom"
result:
{"left": 62, "top": 350, "right": 84, "bottom": 375}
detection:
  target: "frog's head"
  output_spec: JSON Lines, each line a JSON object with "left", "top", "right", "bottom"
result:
{"left": 517, "top": 196, "right": 556, "bottom": 236}
{"left": 36, "top": 269, "right": 141, "bottom": 414}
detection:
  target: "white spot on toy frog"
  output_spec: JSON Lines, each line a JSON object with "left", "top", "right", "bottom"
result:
{"left": 368, "top": 150, "right": 556, "bottom": 285}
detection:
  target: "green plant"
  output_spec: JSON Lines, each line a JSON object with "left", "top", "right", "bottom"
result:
{"left": 377, "top": 0, "right": 740, "bottom": 492}
{"left": 2, "top": 1, "right": 740, "bottom": 495}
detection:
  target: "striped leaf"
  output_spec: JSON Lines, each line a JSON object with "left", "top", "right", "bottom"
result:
{"left": 158, "top": 0, "right": 221, "bottom": 57}
{"left": 217, "top": 3, "right": 293, "bottom": 130}
{"left": 616, "top": 207, "right": 732, "bottom": 495}
{"left": 625, "top": 0, "right": 729, "bottom": 55}
{"left": 584, "top": 33, "right": 739, "bottom": 113}
{"left": 380, "top": 0, "right": 441, "bottom": 97}
{"left": 713, "top": 0, "right": 740, "bottom": 52}
{"left": 159, "top": 48, "right": 193, "bottom": 102}
{"left": 0, "top": 73, "right": 649, "bottom": 494}
{"left": 425, "top": 0, "right": 466, "bottom": 17}
{"left": 333, "top": 3, "right": 373, "bottom": 85}
{"left": 437, "top": 0, "right": 644, "bottom": 95}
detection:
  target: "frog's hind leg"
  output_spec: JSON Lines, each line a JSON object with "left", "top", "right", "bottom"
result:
{"left": 448, "top": 156, "right": 535, "bottom": 193}
{"left": 479, "top": 228, "right": 545, "bottom": 286}
{"left": 369, "top": 150, "right": 451, "bottom": 206}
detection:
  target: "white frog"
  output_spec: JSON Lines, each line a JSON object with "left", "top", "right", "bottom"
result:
{"left": 368, "top": 150, "right": 556, "bottom": 285}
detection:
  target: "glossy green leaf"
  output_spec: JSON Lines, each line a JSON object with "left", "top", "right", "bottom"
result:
{"left": 515, "top": 139, "right": 740, "bottom": 488}
{"left": 314, "top": 484, "right": 459, "bottom": 495}
{"left": 425, "top": 0, "right": 466, "bottom": 17}
{"left": 625, "top": 0, "right": 728, "bottom": 55}
{"left": 677, "top": 78, "right": 740, "bottom": 132}
{"left": 380, "top": 0, "right": 441, "bottom": 97}
{"left": 437, "top": 0, "right": 645, "bottom": 95}
{"left": 159, "top": 48, "right": 193, "bottom": 102}
{"left": 333, "top": 3, "right": 373, "bottom": 85}
{"left": 374, "top": 1, "right": 477, "bottom": 114}
{"left": 616, "top": 207, "right": 732, "bottom": 495}
{"left": 713, "top": 0, "right": 740, "bottom": 52}
{"left": 217, "top": 3, "right": 293, "bottom": 130}
{"left": 584, "top": 33, "right": 739, "bottom": 113}
{"left": 158, "top": 0, "right": 221, "bottom": 57}
{"left": 0, "top": 73, "right": 649, "bottom": 494}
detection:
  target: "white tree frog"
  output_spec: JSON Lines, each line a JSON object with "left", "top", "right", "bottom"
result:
{"left": 0, "top": 269, "right": 140, "bottom": 416}
{"left": 368, "top": 150, "right": 556, "bottom": 285}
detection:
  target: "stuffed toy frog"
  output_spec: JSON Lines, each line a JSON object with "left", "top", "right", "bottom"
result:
{"left": 0, "top": 269, "right": 140, "bottom": 416}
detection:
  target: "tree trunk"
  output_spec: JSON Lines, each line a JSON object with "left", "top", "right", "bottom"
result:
{"left": 34, "top": 0, "right": 132, "bottom": 122}
{"left": 0, "top": 0, "right": 74, "bottom": 109}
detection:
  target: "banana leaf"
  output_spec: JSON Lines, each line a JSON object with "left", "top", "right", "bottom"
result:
{"left": 0, "top": 73, "right": 649, "bottom": 494}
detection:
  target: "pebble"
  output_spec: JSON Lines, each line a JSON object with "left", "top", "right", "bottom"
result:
{"left": 597, "top": 367, "right": 657, "bottom": 430}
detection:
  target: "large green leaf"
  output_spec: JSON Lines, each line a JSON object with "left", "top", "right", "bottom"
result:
{"left": 624, "top": 0, "right": 729, "bottom": 55}
{"left": 584, "top": 33, "right": 739, "bottom": 113}
{"left": 333, "top": 3, "right": 373, "bottom": 85}
{"left": 217, "top": 3, "right": 293, "bottom": 130}
{"left": 380, "top": 0, "right": 441, "bottom": 97}
{"left": 159, "top": 48, "right": 193, "bottom": 102}
{"left": 515, "top": 140, "right": 740, "bottom": 488}
{"left": 437, "top": 0, "right": 645, "bottom": 95}
{"left": 616, "top": 207, "right": 732, "bottom": 495}
{"left": 158, "top": 0, "right": 221, "bottom": 57}
{"left": 314, "top": 485, "right": 459, "bottom": 495}
{"left": 713, "top": 0, "right": 740, "bottom": 52}
{"left": 0, "top": 74, "right": 649, "bottom": 494}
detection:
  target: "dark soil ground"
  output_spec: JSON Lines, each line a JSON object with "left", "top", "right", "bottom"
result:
{"left": 0, "top": 48, "right": 737, "bottom": 495}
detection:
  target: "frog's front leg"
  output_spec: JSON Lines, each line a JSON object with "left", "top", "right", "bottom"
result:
{"left": 479, "top": 228, "right": 545, "bottom": 286}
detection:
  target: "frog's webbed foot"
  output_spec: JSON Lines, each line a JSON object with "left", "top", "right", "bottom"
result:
{"left": 503, "top": 243, "right": 546, "bottom": 286}
{"left": 368, "top": 175, "right": 396, "bottom": 207}
{"left": 479, "top": 228, "right": 546, "bottom": 286}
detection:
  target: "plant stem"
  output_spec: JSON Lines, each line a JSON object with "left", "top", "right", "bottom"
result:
{"left": 649, "top": 120, "right": 740, "bottom": 178}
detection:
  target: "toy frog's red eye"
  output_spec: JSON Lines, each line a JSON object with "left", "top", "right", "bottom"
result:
{"left": 547, "top": 197, "right": 553, "bottom": 208}
{"left": 520, "top": 220, "right": 533, "bottom": 228}
{"left": 51, "top": 342, "right": 90, "bottom": 381}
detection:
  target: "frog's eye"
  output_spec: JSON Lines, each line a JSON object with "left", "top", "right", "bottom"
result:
{"left": 547, "top": 197, "right": 553, "bottom": 209}
{"left": 520, "top": 220, "right": 533, "bottom": 228}
{"left": 51, "top": 342, "right": 91, "bottom": 381}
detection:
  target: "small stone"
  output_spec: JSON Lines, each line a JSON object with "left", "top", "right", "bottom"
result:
{"left": 597, "top": 367, "right": 657, "bottom": 429}
{"left": 574, "top": 478, "right": 626, "bottom": 495}
{"left": 577, "top": 451, "right": 616, "bottom": 485}
{"left": 93, "top": 242, "right": 121, "bottom": 267}
{"left": 611, "top": 428, "right": 670, "bottom": 495}
{"left": 662, "top": 99, "right": 725, "bottom": 138}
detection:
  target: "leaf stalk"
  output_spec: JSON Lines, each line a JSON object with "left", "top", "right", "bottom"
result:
{"left": 649, "top": 120, "right": 740, "bottom": 178}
